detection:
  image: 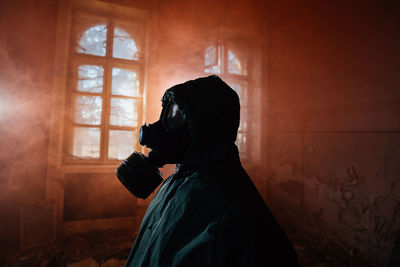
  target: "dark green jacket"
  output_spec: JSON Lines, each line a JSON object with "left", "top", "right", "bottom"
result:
{"left": 125, "top": 76, "right": 298, "bottom": 267}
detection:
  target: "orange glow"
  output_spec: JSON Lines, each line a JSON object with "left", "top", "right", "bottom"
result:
{"left": 0, "top": 0, "right": 399, "bottom": 265}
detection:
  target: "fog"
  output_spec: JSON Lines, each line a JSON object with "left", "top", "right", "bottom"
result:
{"left": 0, "top": 0, "right": 399, "bottom": 266}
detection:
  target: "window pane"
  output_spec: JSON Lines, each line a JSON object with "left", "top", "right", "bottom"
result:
{"left": 204, "top": 45, "right": 221, "bottom": 74}
{"left": 228, "top": 49, "right": 247, "bottom": 75}
{"left": 239, "top": 107, "right": 248, "bottom": 131}
{"left": 74, "top": 95, "right": 102, "bottom": 125}
{"left": 205, "top": 45, "right": 217, "bottom": 66}
{"left": 229, "top": 83, "right": 247, "bottom": 106}
{"left": 236, "top": 132, "right": 247, "bottom": 154}
{"left": 110, "top": 98, "right": 138, "bottom": 127}
{"left": 113, "top": 27, "right": 138, "bottom": 60}
{"left": 77, "top": 25, "right": 107, "bottom": 56}
{"left": 72, "top": 127, "right": 100, "bottom": 158}
{"left": 205, "top": 65, "right": 221, "bottom": 74}
{"left": 77, "top": 65, "right": 104, "bottom": 93}
{"left": 108, "top": 130, "right": 136, "bottom": 160}
{"left": 112, "top": 68, "right": 140, "bottom": 97}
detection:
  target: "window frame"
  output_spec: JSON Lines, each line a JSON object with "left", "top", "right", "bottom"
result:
{"left": 203, "top": 40, "right": 255, "bottom": 163}
{"left": 63, "top": 8, "right": 147, "bottom": 165}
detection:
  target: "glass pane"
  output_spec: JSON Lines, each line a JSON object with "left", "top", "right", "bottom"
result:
{"left": 77, "top": 65, "right": 104, "bottom": 93}
{"left": 236, "top": 132, "right": 247, "bottom": 154}
{"left": 239, "top": 107, "right": 248, "bottom": 131}
{"left": 112, "top": 68, "right": 139, "bottom": 97}
{"left": 74, "top": 95, "right": 102, "bottom": 125}
{"left": 230, "top": 83, "right": 247, "bottom": 106}
{"left": 77, "top": 25, "right": 107, "bottom": 56}
{"left": 72, "top": 127, "right": 100, "bottom": 158}
{"left": 110, "top": 98, "right": 138, "bottom": 127}
{"left": 205, "top": 65, "right": 221, "bottom": 74}
{"left": 108, "top": 130, "right": 136, "bottom": 160}
{"left": 204, "top": 45, "right": 221, "bottom": 74}
{"left": 113, "top": 27, "right": 138, "bottom": 60}
{"left": 205, "top": 45, "right": 217, "bottom": 66}
{"left": 228, "top": 49, "right": 247, "bottom": 75}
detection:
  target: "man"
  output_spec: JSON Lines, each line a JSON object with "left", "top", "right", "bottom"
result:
{"left": 116, "top": 75, "right": 298, "bottom": 266}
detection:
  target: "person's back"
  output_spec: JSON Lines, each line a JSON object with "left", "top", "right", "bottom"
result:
{"left": 116, "top": 75, "right": 298, "bottom": 266}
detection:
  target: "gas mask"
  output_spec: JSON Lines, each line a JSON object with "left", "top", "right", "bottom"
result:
{"left": 115, "top": 101, "right": 191, "bottom": 199}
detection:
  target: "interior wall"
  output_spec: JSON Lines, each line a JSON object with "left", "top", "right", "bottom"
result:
{"left": 0, "top": 0, "right": 399, "bottom": 265}
{"left": 145, "top": 0, "right": 266, "bottom": 179}
{"left": 0, "top": 0, "right": 267, "bottom": 249}
{"left": 0, "top": 0, "right": 57, "bottom": 248}
{"left": 265, "top": 0, "right": 400, "bottom": 265}
{"left": 145, "top": 0, "right": 265, "bottom": 121}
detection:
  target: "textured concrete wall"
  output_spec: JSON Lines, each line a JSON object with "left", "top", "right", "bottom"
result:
{"left": 265, "top": 0, "right": 400, "bottom": 265}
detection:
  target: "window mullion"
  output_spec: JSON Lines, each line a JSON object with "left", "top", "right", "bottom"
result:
{"left": 101, "top": 19, "right": 114, "bottom": 163}
{"left": 221, "top": 45, "right": 226, "bottom": 74}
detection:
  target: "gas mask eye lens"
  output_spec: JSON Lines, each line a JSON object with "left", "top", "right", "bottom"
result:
{"left": 164, "top": 103, "right": 185, "bottom": 132}
{"left": 168, "top": 104, "right": 180, "bottom": 119}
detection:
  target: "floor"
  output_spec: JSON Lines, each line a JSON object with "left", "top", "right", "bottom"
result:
{"left": 1, "top": 229, "right": 133, "bottom": 267}
{"left": 1, "top": 229, "right": 375, "bottom": 267}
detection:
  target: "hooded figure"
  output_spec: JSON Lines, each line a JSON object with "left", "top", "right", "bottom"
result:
{"left": 118, "top": 75, "right": 298, "bottom": 267}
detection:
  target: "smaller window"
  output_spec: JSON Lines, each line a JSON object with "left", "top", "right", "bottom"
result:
{"left": 204, "top": 45, "right": 222, "bottom": 74}
{"left": 227, "top": 49, "right": 248, "bottom": 75}
{"left": 203, "top": 44, "right": 250, "bottom": 160}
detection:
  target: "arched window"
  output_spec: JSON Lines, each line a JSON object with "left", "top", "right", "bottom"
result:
{"left": 66, "top": 13, "right": 145, "bottom": 163}
{"left": 204, "top": 43, "right": 253, "bottom": 161}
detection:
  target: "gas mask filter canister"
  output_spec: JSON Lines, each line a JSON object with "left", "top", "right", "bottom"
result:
{"left": 115, "top": 152, "right": 163, "bottom": 199}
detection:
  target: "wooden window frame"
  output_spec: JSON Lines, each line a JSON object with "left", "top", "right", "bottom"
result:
{"left": 46, "top": 0, "right": 149, "bottom": 234}
{"left": 204, "top": 40, "right": 255, "bottom": 163}
{"left": 63, "top": 5, "right": 147, "bottom": 166}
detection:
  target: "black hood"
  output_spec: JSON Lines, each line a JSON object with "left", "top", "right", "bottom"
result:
{"left": 161, "top": 75, "right": 240, "bottom": 164}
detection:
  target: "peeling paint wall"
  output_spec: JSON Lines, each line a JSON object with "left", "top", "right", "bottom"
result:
{"left": 265, "top": 1, "right": 400, "bottom": 265}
